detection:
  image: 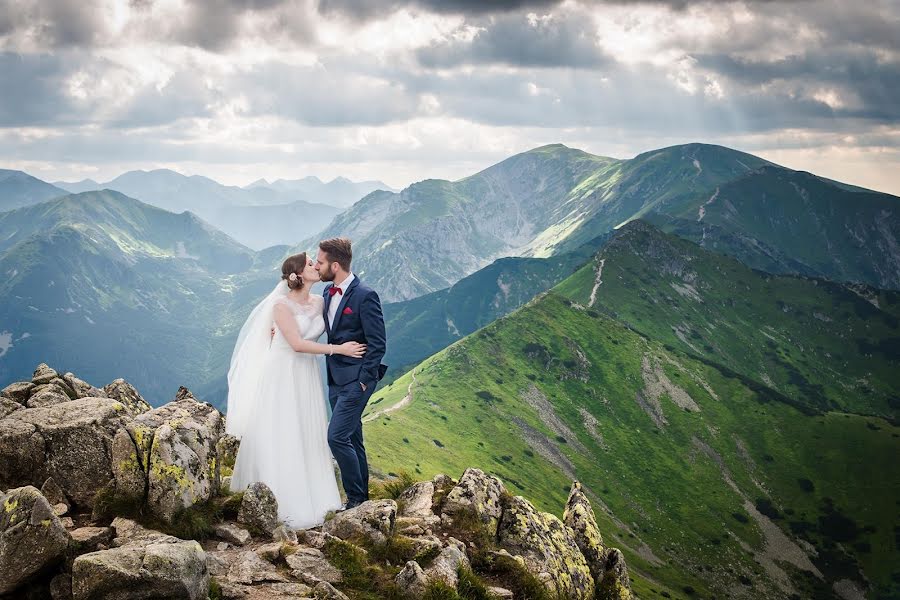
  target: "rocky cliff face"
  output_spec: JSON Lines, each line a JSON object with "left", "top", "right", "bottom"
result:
{"left": 0, "top": 365, "right": 632, "bottom": 600}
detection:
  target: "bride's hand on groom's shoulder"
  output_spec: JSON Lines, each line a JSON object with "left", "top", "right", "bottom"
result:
{"left": 338, "top": 341, "right": 366, "bottom": 358}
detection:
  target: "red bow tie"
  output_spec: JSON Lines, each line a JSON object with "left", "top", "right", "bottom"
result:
{"left": 328, "top": 286, "right": 343, "bottom": 297}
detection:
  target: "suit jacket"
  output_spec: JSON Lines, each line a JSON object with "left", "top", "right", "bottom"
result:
{"left": 323, "top": 276, "right": 388, "bottom": 387}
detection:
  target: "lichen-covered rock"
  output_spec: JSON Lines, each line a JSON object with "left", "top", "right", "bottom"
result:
{"left": 0, "top": 397, "right": 22, "bottom": 419}
{"left": 424, "top": 537, "right": 470, "bottom": 588}
{"left": 103, "top": 379, "right": 152, "bottom": 415}
{"left": 216, "top": 433, "right": 240, "bottom": 475}
{"left": 563, "top": 481, "right": 608, "bottom": 583}
{"left": 0, "top": 398, "right": 131, "bottom": 507}
{"left": 497, "top": 495, "right": 595, "bottom": 600}
{"left": 1, "top": 381, "right": 34, "bottom": 404}
{"left": 72, "top": 539, "right": 209, "bottom": 599}
{"left": 129, "top": 388, "right": 224, "bottom": 522}
{"left": 215, "top": 522, "right": 251, "bottom": 546}
{"left": 32, "top": 363, "right": 59, "bottom": 385}
{"left": 322, "top": 499, "right": 397, "bottom": 545}
{"left": 0, "top": 486, "right": 71, "bottom": 594}
{"left": 25, "top": 383, "right": 72, "bottom": 408}
{"left": 285, "top": 547, "right": 343, "bottom": 584}
{"left": 398, "top": 481, "right": 435, "bottom": 517}
{"left": 226, "top": 550, "right": 289, "bottom": 584}
{"left": 62, "top": 373, "right": 106, "bottom": 400}
{"left": 110, "top": 428, "right": 146, "bottom": 502}
{"left": 597, "top": 548, "right": 633, "bottom": 600}
{"left": 237, "top": 482, "right": 278, "bottom": 535}
{"left": 396, "top": 560, "right": 428, "bottom": 598}
{"left": 441, "top": 468, "right": 505, "bottom": 536}
{"left": 489, "top": 587, "right": 514, "bottom": 599}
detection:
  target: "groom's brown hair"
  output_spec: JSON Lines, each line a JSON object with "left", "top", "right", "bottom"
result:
{"left": 319, "top": 237, "right": 352, "bottom": 271}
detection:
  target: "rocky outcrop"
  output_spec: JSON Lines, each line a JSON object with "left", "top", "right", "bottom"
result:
{"left": 497, "top": 494, "right": 595, "bottom": 599}
{"left": 564, "top": 482, "right": 633, "bottom": 599}
{"left": 323, "top": 499, "right": 397, "bottom": 545}
{"left": 440, "top": 468, "right": 504, "bottom": 535}
{"left": 0, "top": 486, "right": 71, "bottom": 594}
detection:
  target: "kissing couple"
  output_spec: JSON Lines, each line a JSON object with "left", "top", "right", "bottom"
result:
{"left": 225, "top": 237, "right": 388, "bottom": 529}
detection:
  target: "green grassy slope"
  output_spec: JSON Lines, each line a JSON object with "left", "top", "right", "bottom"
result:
{"left": 555, "top": 220, "right": 900, "bottom": 419}
{"left": 362, "top": 226, "right": 899, "bottom": 599}
{"left": 382, "top": 234, "right": 610, "bottom": 380}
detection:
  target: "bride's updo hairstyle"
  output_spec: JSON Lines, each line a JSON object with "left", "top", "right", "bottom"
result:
{"left": 281, "top": 252, "right": 307, "bottom": 290}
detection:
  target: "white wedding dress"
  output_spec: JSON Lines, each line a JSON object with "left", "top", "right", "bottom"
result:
{"left": 229, "top": 295, "right": 342, "bottom": 529}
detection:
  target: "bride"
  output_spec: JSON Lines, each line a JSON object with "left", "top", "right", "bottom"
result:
{"left": 226, "top": 252, "right": 366, "bottom": 529}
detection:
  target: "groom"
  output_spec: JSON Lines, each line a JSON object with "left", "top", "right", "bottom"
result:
{"left": 316, "top": 237, "right": 388, "bottom": 509}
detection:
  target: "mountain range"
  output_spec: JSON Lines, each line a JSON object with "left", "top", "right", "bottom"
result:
{"left": 302, "top": 143, "right": 900, "bottom": 302}
{"left": 51, "top": 170, "right": 392, "bottom": 250}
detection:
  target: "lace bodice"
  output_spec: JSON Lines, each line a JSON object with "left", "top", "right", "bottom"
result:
{"left": 271, "top": 296, "right": 325, "bottom": 349}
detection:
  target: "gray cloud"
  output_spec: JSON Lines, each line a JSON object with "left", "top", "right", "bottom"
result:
{"left": 417, "top": 10, "right": 610, "bottom": 69}
{"left": 0, "top": 53, "right": 87, "bottom": 126}
{"left": 236, "top": 62, "right": 420, "bottom": 126}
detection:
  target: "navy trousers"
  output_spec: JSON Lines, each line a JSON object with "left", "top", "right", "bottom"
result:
{"left": 328, "top": 380, "right": 376, "bottom": 505}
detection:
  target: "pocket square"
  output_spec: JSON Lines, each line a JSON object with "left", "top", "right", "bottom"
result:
{"left": 342, "top": 307, "right": 353, "bottom": 315}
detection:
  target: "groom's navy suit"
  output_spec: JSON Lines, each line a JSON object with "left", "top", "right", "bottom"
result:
{"left": 323, "top": 275, "right": 387, "bottom": 506}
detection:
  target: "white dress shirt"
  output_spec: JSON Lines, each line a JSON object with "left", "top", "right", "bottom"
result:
{"left": 327, "top": 272, "right": 355, "bottom": 328}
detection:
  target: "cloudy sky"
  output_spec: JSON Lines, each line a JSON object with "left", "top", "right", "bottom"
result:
{"left": 1, "top": 0, "right": 898, "bottom": 194}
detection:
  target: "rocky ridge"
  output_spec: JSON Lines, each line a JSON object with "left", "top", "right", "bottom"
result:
{"left": 1, "top": 364, "right": 632, "bottom": 599}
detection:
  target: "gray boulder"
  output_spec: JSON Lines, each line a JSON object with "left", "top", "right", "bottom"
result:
{"left": 322, "top": 499, "right": 397, "bottom": 545}
{"left": 314, "top": 581, "right": 350, "bottom": 600}
{"left": 2, "top": 381, "right": 34, "bottom": 404}
{"left": 226, "top": 550, "right": 289, "bottom": 585}
{"left": 440, "top": 468, "right": 505, "bottom": 536}
{"left": 0, "top": 486, "right": 71, "bottom": 595}
{"left": 395, "top": 560, "right": 428, "bottom": 598}
{"left": 285, "top": 547, "right": 343, "bottom": 584}
{"left": 0, "top": 398, "right": 131, "bottom": 507}
{"left": 398, "top": 481, "right": 435, "bottom": 518}
{"left": 0, "top": 397, "right": 23, "bottom": 419}
{"left": 62, "top": 373, "right": 107, "bottom": 400}
{"left": 72, "top": 539, "right": 209, "bottom": 599}
{"left": 25, "top": 383, "right": 72, "bottom": 408}
{"left": 32, "top": 363, "right": 58, "bottom": 385}
{"left": 424, "top": 537, "right": 470, "bottom": 588}
{"left": 237, "top": 482, "right": 278, "bottom": 535}
{"left": 497, "top": 494, "right": 595, "bottom": 599}
{"left": 215, "top": 523, "right": 251, "bottom": 546}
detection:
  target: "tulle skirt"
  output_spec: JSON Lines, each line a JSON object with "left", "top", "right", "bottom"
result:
{"left": 230, "top": 347, "right": 342, "bottom": 529}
